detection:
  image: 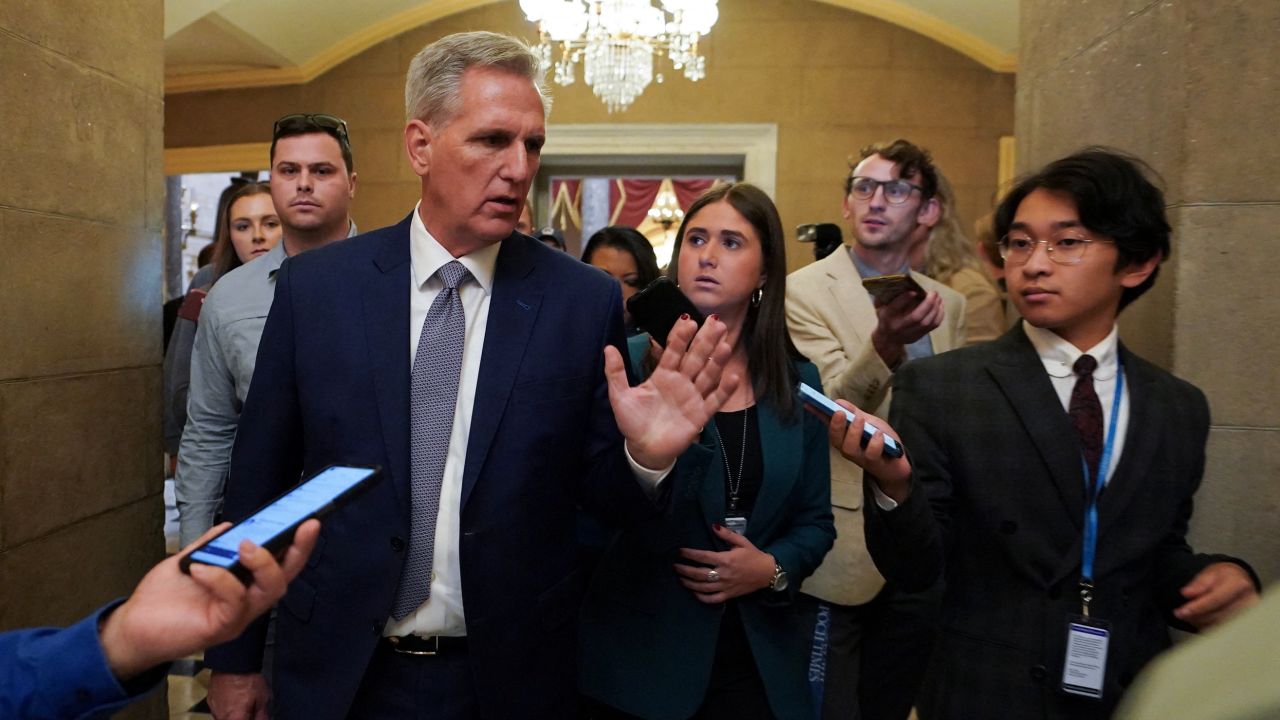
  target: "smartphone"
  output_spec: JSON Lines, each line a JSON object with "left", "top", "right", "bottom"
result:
{"left": 861, "top": 273, "right": 926, "bottom": 305}
{"left": 797, "top": 383, "right": 904, "bottom": 459}
{"left": 180, "top": 464, "right": 381, "bottom": 584}
{"left": 626, "top": 277, "right": 706, "bottom": 347}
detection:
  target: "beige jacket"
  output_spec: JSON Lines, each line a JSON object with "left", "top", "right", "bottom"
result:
{"left": 785, "top": 248, "right": 965, "bottom": 605}
{"left": 944, "top": 266, "right": 1007, "bottom": 346}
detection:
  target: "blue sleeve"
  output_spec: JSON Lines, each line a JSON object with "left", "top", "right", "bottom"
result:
{"left": 0, "top": 603, "right": 164, "bottom": 720}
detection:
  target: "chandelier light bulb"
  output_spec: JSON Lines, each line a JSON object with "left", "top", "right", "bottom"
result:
{"left": 541, "top": 0, "right": 589, "bottom": 41}
{"left": 520, "top": 0, "right": 552, "bottom": 23}
{"left": 523, "top": 0, "right": 718, "bottom": 112}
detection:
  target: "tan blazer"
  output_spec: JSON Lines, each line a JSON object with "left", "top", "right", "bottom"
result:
{"left": 785, "top": 248, "right": 965, "bottom": 605}
{"left": 944, "top": 266, "right": 1007, "bottom": 346}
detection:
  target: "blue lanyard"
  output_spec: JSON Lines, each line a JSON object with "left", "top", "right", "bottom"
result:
{"left": 1078, "top": 360, "right": 1123, "bottom": 614}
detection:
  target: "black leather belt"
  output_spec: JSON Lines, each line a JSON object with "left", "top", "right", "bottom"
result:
{"left": 382, "top": 634, "right": 468, "bottom": 656}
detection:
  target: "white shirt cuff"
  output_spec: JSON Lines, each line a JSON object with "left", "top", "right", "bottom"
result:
{"left": 624, "top": 442, "right": 673, "bottom": 499}
{"left": 871, "top": 483, "right": 899, "bottom": 511}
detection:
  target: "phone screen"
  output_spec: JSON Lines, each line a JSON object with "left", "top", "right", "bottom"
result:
{"left": 186, "top": 465, "right": 375, "bottom": 569}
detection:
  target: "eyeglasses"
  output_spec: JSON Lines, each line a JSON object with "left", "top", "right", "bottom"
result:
{"left": 997, "top": 234, "right": 1112, "bottom": 266}
{"left": 272, "top": 113, "right": 350, "bottom": 144}
{"left": 847, "top": 176, "right": 923, "bottom": 205}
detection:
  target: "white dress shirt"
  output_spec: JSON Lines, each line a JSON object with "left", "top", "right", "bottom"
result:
{"left": 1021, "top": 320, "right": 1129, "bottom": 485}
{"left": 383, "top": 206, "right": 499, "bottom": 639}
{"left": 874, "top": 321, "right": 1130, "bottom": 511}
{"left": 386, "top": 205, "right": 670, "bottom": 638}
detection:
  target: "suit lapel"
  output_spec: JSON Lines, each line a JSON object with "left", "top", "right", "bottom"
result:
{"left": 697, "top": 424, "right": 727, "bottom": 531}
{"left": 822, "top": 251, "right": 877, "bottom": 350}
{"left": 986, "top": 327, "right": 1086, "bottom": 526}
{"left": 460, "top": 235, "right": 542, "bottom": 511}
{"left": 1048, "top": 345, "right": 1163, "bottom": 586}
{"left": 746, "top": 404, "right": 801, "bottom": 536}
{"left": 364, "top": 215, "right": 414, "bottom": 508}
{"left": 1094, "top": 346, "right": 1162, "bottom": 540}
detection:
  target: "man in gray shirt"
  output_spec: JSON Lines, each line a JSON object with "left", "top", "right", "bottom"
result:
{"left": 176, "top": 113, "right": 358, "bottom": 546}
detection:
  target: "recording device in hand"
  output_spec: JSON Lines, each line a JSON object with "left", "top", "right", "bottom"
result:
{"left": 180, "top": 465, "right": 381, "bottom": 583}
{"left": 798, "top": 383, "right": 904, "bottom": 459}
{"left": 861, "top": 273, "right": 926, "bottom": 306}
{"left": 626, "top": 277, "right": 706, "bottom": 346}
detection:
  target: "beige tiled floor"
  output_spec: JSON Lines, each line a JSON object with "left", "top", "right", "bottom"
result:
{"left": 166, "top": 655, "right": 212, "bottom": 719}
{"left": 164, "top": 479, "right": 212, "bottom": 718}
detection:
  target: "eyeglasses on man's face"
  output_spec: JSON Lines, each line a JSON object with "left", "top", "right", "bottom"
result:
{"left": 998, "top": 233, "right": 1113, "bottom": 266}
{"left": 847, "top": 176, "right": 924, "bottom": 205}
{"left": 272, "top": 113, "right": 350, "bottom": 143}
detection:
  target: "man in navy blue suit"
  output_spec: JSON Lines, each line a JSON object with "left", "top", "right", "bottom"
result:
{"left": 204, "top": 31, "right": 738, "bottom": 720}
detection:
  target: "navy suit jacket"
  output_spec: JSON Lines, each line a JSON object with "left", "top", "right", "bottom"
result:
{"left": 204, "top": 214, "right": 658, "bottom": 719}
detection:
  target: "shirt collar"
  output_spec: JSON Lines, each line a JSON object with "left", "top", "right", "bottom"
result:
{"left": 263, "top": 240, "right": 288, "bottom": 278}
{"left": 276, "top": 220, "right": 356, "bottom": 270}
{"left": 409, "top": 202, "right": 498, "bottom": 295}
{"left": 848, "top": 246, "right": 909, "bottom": 281}
{"left": 1022, "top": 320, "right": 1120, "bottom": 380}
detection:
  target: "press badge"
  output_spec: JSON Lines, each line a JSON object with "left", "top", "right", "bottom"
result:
{"left": 723, "top": 516, "right": 748, "bottom": 534}
{"left": 1061, "top": 616, "right": 1110, "bottom": 699}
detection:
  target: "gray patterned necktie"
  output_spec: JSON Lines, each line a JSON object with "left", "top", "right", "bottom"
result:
{"left": 392, "top": 260, "right": 471, "bottom": 620}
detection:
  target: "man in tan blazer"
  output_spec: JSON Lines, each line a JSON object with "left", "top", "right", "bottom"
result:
{"left": 786, "top": 139, "right": 965, "bottom": 720}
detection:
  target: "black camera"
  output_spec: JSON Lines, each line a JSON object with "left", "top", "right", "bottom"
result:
{"left": 796, "top": 223, "right": 843, "bottom": 261}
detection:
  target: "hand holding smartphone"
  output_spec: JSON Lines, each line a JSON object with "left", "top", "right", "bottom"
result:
{"left": 798, "top": 383, "right": 904, "bottom": 459}
{"left": 180, "top": 464, "right": 381, "bottom": 584}
{"left": 626, "top": 277, "right": 705, "bottom": 347}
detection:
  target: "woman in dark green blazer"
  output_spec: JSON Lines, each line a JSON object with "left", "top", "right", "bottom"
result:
{"left": 579, "top": 183, "right": 836, "bottom": 720}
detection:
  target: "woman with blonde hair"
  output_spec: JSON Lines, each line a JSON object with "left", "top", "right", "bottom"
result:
{"left": 910, "top": 172, "right": 1006, "bottom": 344}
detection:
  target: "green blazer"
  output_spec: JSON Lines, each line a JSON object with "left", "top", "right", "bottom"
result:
{"left": 578, "top": 336, "right": 835, "bottom": 720}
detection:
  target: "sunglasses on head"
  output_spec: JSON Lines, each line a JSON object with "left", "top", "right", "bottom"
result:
{"left": 272, "top": 113, "right": 350, "bottom": 142}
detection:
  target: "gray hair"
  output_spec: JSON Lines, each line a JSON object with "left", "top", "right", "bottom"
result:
{"left": 404, "top": 31, "right": 550, "bottom": 126}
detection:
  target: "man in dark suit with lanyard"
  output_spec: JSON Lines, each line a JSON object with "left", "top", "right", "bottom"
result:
{"left": 831, "top": 148, "right": 1259, "bottom": 719}
{"left": 203, "top": 31, "right": 738, "bottom": 720}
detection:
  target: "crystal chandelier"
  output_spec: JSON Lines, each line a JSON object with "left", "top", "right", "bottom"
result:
{"left": 646, "top": 183, "right": 684, "bottom": 231}
{"left": 521, "top": 0, "right": 719, "bottom": 113}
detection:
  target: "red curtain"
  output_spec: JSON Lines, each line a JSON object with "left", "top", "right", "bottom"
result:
{"left": 608, "top": 179, "right": 662, "bottom": 228}
{"left": 606, "top": 178, "right": 720, "bottom": 228}
{"left": 672, "top": 178, "right": 716, "bottom": 210}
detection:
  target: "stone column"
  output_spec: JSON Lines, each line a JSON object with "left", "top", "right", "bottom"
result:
{"left": 1017, "top": 0, "right": 1280, "bottom": 583}
{"left": 0, "top": 2, "right": 167, "bottom": 715}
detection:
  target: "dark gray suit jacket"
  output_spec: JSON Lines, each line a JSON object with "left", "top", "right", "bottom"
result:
{"left": 865, "top": 325, "right": 1256, "bottom": 720}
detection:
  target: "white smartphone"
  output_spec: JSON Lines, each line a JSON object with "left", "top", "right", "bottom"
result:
{"left": 797, "top": 383, "right": 904, "bottom": 459}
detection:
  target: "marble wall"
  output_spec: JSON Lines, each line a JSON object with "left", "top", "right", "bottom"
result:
{"left": 1017, "top": 0, "right": 1280, "bottom": 584}
{"left": 0, "top": 2, "right": 167, "bottom": 714}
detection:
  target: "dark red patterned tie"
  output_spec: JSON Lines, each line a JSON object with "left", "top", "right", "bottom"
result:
{"left": 1070, "top": 354, "right": 1104, "bottom": 483}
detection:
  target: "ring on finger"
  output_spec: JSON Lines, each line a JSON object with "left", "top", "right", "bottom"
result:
{"left": 706, "top": 569, "right": 721, "bottom": 583}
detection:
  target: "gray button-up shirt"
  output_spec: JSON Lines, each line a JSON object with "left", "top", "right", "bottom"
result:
{"left": 175, "top": 222, "right": 358, "bottom": 546}
{"left": 175, "top": 241, "right": 287, "bottom": 546}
